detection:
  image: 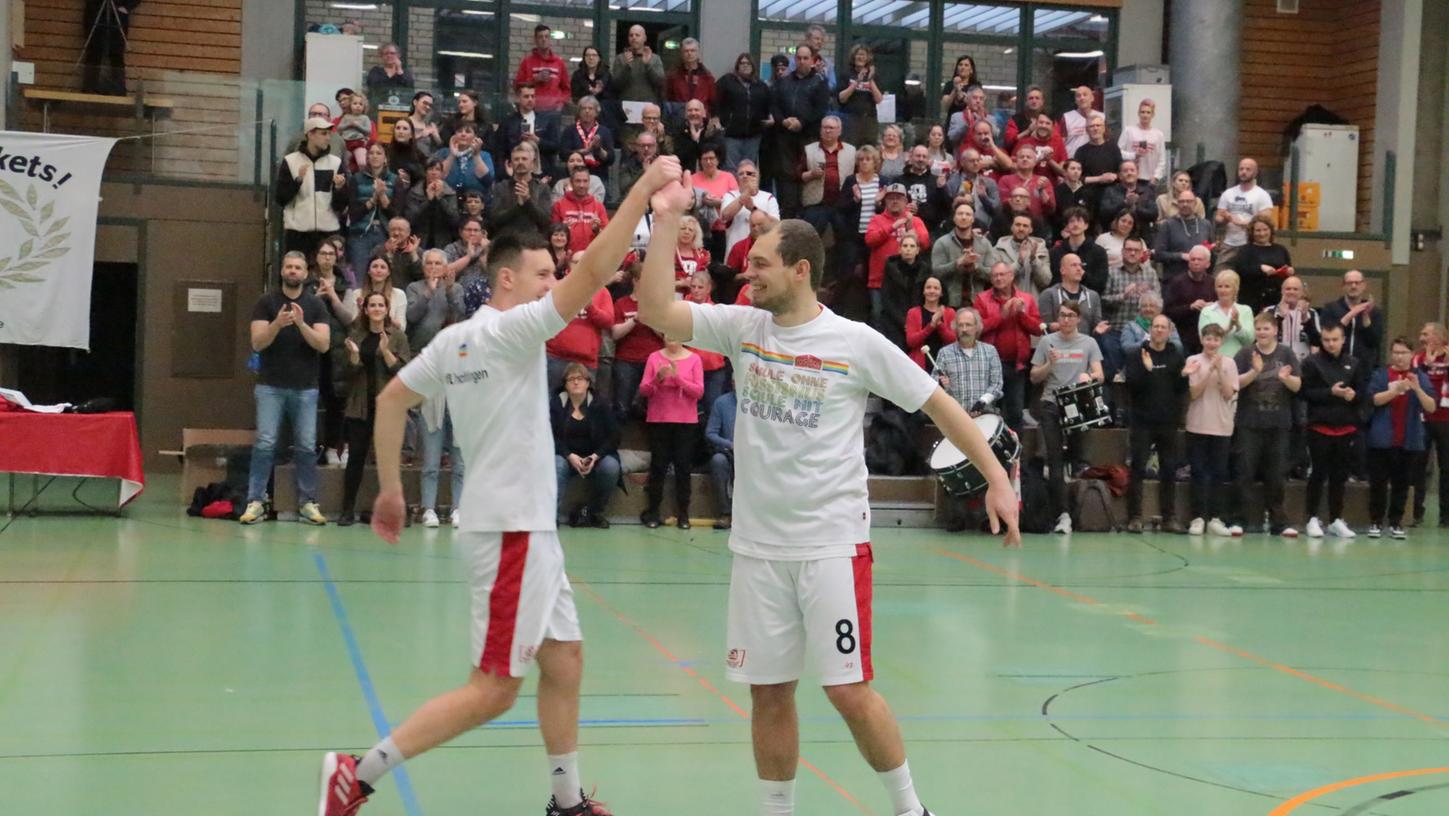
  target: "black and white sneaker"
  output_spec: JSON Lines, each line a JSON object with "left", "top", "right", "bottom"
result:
{"left": 1389, "top": 525, "right": 1407, "bottom": 540}
{"left": 546, "top": 789, "right": 613, "bottom": 816}
{"left": 1366, "top": 524, "right": 1382, "bottom": 539}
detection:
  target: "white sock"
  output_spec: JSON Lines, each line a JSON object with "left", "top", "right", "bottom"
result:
{"left": 879, "top": 761, "right": 924, "bottom": 816}
{"left": 549, "top": 752, "right": 583, "bottom": 808}
{"left": 758, "top": 778, "right": 795, "bottom": 816}
{"left": 355, "top": 736, "right": 404, "bottom": 787}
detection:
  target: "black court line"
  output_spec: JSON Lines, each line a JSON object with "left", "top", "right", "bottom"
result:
{"left": 1340, "top": 782, "right": 1449, "bottom": 815}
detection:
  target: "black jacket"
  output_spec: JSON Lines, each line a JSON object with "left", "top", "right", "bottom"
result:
{"left": 1300, "top": 349, "right": 1370, "bottom": 427}
{"left": 717, "top": 73, "right": 772, "bottom": 139}
{"left": 551, "top": 393, "right": 621, "bottom": 458}
{"left": 495, "top": 111, "right": 561, "bottom": 177}
{"left": 558, "top": 121, "right": 617, "bottom": 180}
{"left": 1124, "top": 342, "right": 1187, "bottom": 427}
{"left": 1316, "top": 297, "right": 1383, "bottom": 368}
{"left": 769, "top": 71, "right": 830, "bottom": 138}
{"left": 1049, "top": 235, "right": 1110, "bottom": 294}
{"left": 897, "top": 168, "right": 952, "bottom": 235}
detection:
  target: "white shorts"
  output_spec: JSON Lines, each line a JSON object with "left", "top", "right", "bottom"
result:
{"left": 725, "top": 544, "right": 874, "bottom": 687}
{"left": 459, "top": 530, "right": 582, "bottom": 678}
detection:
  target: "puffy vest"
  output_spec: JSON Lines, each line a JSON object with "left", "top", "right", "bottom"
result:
{"left": 282, "top": 150, "right": 344, "bottom": 233}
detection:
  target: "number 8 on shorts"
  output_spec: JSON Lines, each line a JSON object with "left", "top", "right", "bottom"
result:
{"left": 725, "top": 544, "right": 874, "bottom": 686}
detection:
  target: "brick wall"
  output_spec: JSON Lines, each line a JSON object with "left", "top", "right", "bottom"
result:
{"left": 302, "top": 0, "right": 394, "bottom": 90}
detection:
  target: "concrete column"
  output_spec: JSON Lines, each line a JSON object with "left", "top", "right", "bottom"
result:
{"left": 699, "top": 0, "right": 750, "bottom": 83}
{"left": 1373, "top": 0, "right": 1421, "bottom": 265}
{"left": 1168, "top": 0, "right": 1242, "bottom": 166}
{"left": 1118, "top": 0, "right": 1166, "bottom": 69}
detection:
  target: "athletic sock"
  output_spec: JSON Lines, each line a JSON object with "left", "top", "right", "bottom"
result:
{"left": 879, "top": 760, "right": 924, "bottom": 816}
{"left": 758, "top": 778, "right": 796, "bottom": 816}
{"left": 549, "top": 752, "right": 583, "bottom": 809}
{"left": 356, "top": 736, "right": 404, "bottom": 787}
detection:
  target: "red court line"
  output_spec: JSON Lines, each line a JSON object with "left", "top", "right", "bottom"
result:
{"left": 1268, "top": 767, "right": 1449, "bottom": 814}
{"left": 932, "top": 546, "right": 1445, "bottom": 728}
{"left": 573, "top": 579, "right": 875, "bottom": 815}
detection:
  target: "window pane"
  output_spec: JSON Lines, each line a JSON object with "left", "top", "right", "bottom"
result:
{"left": 302, "top": 0, "right": 396, "bottom": 95}
{"left": 1030, "top": 47, "right": 1106, "bottom": 116}
{"left": 941, "top": 3, "right": 1021, "bottom": 36}
{"left": 508, "top": 11, "right": 596, "bottom": 86}
{"left": 408, "top": 7, "right": 502, "bottom": 110}
{"left": 613, "top": 0, "right": 694, "bottom": 10}
{"left": 1032, "top": 8, "right": 1110, "bottom": 42}
{"left": 937, "top": 43, "right": 1018, "bottom": 107}
{"left": 758, "top": 26, "right": 837, "bottom": 79}
{"left": 851, "top": 0, "right": 929, "bottom": 29}
{"left": 757, "top": 0, "right": 838, "bottom": 24}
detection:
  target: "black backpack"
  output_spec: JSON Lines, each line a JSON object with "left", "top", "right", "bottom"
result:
{"left": 1070, "top": 478, "right": 1121, "bottom": 532}
{"left": 1018, "top": 458, "right": 1054, "bottom": 534}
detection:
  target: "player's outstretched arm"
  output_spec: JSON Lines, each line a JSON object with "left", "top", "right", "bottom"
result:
{"left": 370, "top": 377, "right": 426, "bottom": 544}
{"left": 920, "top": 388, "right": 1022, "bottom": 548}
{"left": 552, "top": 156, "right": 682, "bottom": 320}
{"left": 636, "top": 174, "right": 698, "bottom": 341}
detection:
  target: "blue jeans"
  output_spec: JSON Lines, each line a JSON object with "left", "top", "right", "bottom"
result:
{"left": 613, "top": 360, "right": 646, "bottom": 423}
{"left": 555, "top": 453, "right": 622, "bottom": 517}
{"left": 346, "top": 229, "right": 386, "bottom": 273}
{"left": 1098, "top": 329, "right": 1124, "bottom": 385}
{"left": 701, "top": 368, "right": 728, "bottom": 421}
{"left": 724, "top": 136, "right": 761, "bottom": 172}
{"left": 247, "top": 385, "right": 319, "bottom": 505}
{"left": 420, "top": 409, "right": 464, "bottom": 512}
{"left": 709, "top": 451, "right": 733, "bottom": 515}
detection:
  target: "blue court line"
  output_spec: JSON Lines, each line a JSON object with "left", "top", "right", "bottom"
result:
{"left": 314, "top": 551, "right": 424, "bottom": 816}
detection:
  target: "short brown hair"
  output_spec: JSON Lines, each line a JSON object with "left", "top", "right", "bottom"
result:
{"left": 1201, "top": 323, "right": 1226, "bottom": 339}
{"left": 772, "top": 219, "right": 826, "bottom": 288}
{"left": 1057, "top": 301, "right": 1081, "bottom": 318}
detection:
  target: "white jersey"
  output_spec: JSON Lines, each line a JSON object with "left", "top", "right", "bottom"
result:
{"left": 687, "top": 302, "right": 938, "bottom": 560}
{"left": 1118, "top": 125, "right": 1167, "bottom": 183}
{"left": 1061, "top": 109, "right": 1091, "bottom": 157}
{"left": 1217, "top": 184, "right": 1274, "bottom": 247}
{"left": 399, "top": 293, "right": 567, "bottom": 533}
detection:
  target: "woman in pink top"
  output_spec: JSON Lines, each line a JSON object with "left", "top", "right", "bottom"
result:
{"left": 638, "top": 340, "right": 705, "bottom": 529}
{"left": 1183, "top": 322, "right": 1240, "bottom": 537}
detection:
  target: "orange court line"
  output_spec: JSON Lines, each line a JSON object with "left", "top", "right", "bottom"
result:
{"left": 572, "top": 579, "right": 875, "bottom": 815}
{"left": 1268, "top": 767, "right": 1449, "bottom": 815}
{"left": 932, "top": 546, "right": 1446, "bottom": 729}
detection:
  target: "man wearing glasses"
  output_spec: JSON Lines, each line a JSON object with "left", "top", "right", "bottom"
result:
{"left": 719, "top": 159, "right": 781, "bottom": 260}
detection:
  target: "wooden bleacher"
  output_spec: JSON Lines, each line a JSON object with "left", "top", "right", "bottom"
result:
{"left": 22, "top": 87, "right": 175, "bottom": 132}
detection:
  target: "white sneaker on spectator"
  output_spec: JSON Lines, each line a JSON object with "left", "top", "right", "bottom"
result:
{"left": 1226, "top": 523, "right": 1245, "bottom": 537}
{"left": 1366, "top": 524, "right": 1382, "bottom": 539}
{"left": 1187, "top": 517, "right": 1205, "bottom": 536}
{"left": 450, "top": 509, "right": 461, "bottom": 528}
{"left": 1280, "top": 527, "right": 1299, "bottom": 538}
{"left": 1053, "top": 513, "right": 1072, "bottom": 534}
{"left": 339, "top": 450, "right": 349, "bottom": 467}
{"left": 325, "top": 448, "right": 342, "bottom": 466}
{"left": 1389, "top": 525, "right": 1407, "bottom": 540}
{"left": 1305, "top": 517, "right": 1325, "bottom": 538}
{"left": 1327, "top": 519, "right": 1356, "bottom": 539}
{"left": 1207, "top": 518, "right": 1232, "bottom": 537}
{"left": 421, "top": 509, "right": 440, "bottom": 528}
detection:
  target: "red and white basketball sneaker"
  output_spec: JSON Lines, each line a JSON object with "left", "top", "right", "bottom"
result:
{"left": 318, "top": 752, "right": 372, "bottom": 816}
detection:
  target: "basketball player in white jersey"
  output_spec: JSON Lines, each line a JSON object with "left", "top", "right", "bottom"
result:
{"left": 636, "top": 175, "right": 1021, "bottom": 816}
{"left": 316, "top": 156, "right": 684, "bottom": 816}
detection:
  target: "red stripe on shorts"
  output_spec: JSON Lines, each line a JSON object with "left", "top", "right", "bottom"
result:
{"left": 852, "top": 543, "right": 874, "bottom": 682}
{"left": 479, "top": 532, "right": 529, "bottom": 676}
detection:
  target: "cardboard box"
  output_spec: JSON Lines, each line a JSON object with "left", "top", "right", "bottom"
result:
{"left": 180, "top": 428, "right": 255, "bottom": 501}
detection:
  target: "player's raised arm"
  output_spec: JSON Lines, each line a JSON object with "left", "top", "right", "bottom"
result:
{"left": 921, "top": 388, "right": 1022, "bottom": 547}
{"left": 635, "top": 174, "right": 699, "bottom": 342}
{"left": 552, "top": 155, "right": 683, "bottom": 320}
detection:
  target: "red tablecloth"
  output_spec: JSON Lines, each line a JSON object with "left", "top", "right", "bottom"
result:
{"left": 0, "top": 411, "right": 145, "bottom": 506}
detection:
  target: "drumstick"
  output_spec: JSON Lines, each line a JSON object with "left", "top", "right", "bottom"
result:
{"left": 921, "top": 346, "right": 938, "bottom": 370}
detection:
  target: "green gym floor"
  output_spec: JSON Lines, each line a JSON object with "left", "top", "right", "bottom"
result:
{"left": 2, "top": 476, "right": 1448, "bottom": 816}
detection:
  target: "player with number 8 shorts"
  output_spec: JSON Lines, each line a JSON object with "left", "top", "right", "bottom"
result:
{"left": 635, "top": 171, "right": 1022, "bottom": 816}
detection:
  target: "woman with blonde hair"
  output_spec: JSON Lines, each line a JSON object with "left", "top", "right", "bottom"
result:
{"left": 672, "top": 213, "right": 710, "bottom": 295}
{"left": 1156, "top": 170, "right": 1204, "bottom": 221}
{"left": 1197, "top": 268, "right": 1255, "bottom": 359}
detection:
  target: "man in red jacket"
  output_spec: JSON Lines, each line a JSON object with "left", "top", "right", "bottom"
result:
{"left": 1011, "top": 112, "right": 1069, "bottom": 181}
{"left": 865, "top": 184, "right": 930, "bottom": 331}
{"left": 974, "top": 260, "right": 1044, "bottom": 432}
{"left": 514, "top": 24, "right": 570, "bottom": 123}
{"left": 545, "top": 269, "right": 615, "bottom": 394}
{"left": 665, "top": 37, "right": 717, "bottom": 121}
{"left": 551, "top": 168, "right": 610, "bottom": 253}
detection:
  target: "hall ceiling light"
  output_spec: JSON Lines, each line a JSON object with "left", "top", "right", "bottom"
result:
{"left": 438, "top": 50, "right": 495, "bottom": 59}
{"left": 1056, "top": 50, "right": 1104, "bottom": 58}
{"left": 329, "top": 3, "right": 377, "bottom": 9}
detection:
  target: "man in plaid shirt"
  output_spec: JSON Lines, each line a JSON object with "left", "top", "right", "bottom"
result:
{"left": 935, "top": 307, "right": 1004, "bottom": 414}
{"left": 1100, "top": 236, "right": 1160, "bottom": 381}
{"left": 935, "top": 307, "right": 1004, "bottom": 532}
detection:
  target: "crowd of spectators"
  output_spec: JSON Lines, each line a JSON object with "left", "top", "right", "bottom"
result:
{"left": 252, "top": 26, "right": 1449, "bottom": 537}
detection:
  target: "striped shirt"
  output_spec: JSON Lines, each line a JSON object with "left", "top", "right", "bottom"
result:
{"left": 935, "top": 340, "right": 1004, "bottom": 410}
{"left": 856, "top": 178, "right": 880, "bottom": 234}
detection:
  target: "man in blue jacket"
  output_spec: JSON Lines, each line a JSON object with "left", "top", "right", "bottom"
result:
{"left": 706, "top": 391, "right": 737, "bottom": 529}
